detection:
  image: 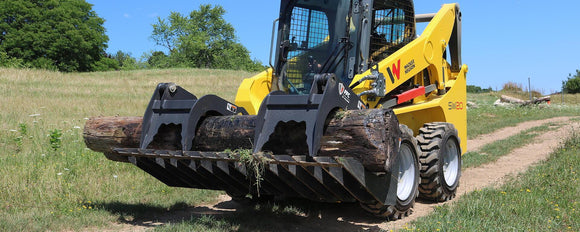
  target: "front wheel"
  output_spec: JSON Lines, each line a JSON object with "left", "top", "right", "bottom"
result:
{"left": 417, "top": 122, "right": 462, "bottom": 202}
{"left": 361, "top": 124, "right": 420, "bottom": 220}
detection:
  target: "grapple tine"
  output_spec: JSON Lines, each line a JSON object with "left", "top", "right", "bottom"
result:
{"left": 177, "top": 151, "right": 228, "bottom": 189}
{"left": 264, "top": 155, "right": 320, "bottom": 200}
{"left": 132, "top": 156, "right": 192, "bottom": 188}
{"left": 340, "top": 157, "right": 397, "bottom": 206}
{"left": 172, "top": 159, "right": 218, "bottom": 189}
{"left": 152, "top": 150, "right": 212, "bottom": 189}
{"left": 191, "top": 154, "right": 249, "bottom": 195}
{"left": 161, "top": 158, "right": 213, "bottom": 189}
{"left": 275, "top": 155, "right": 340, "bottom": 202}
{"left": 198, "top": 152, "right": 249, "bottom": 196}
{"left": 334, "top": 162, "right": 380, "bottom": 204}
{"left": 114, "top": 148, "right": 395, "bottom": 205}
{"left": 293, "top": 156, "right": 356, "bottom": 202}
{"left": 262, "top": 164, "right": 303, "bottom": 198}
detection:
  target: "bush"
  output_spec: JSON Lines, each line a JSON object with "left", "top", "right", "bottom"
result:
{"left": 502, "top": 82, "right": 523, "bottom": 92}
{"left": 467, "top": 85, "right": 492, "bottom": 93}
{"left": 30, "top": 57, "right": 58, "bottom": 71}
{"left": 113, "top": 51, "right": 140, "bottom": 70}
{"left": 564, "top": 70, "right": 580, "bottom": 93}
{"left": 0, "top": 50, "right": 27, "bottom": 68}
{"left": 531, "top": 90, "right": 542, "bottom": 98}
{"left": 92, "top": 57, "right": 120, "bottom": 72}
{"left": 147, "top": 51, "right": 172, "bottom": 69}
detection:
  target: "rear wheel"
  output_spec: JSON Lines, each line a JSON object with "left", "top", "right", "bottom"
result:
{"left": 417, "top": 122, "right": 462, "bottom": 202}
{"left": 361, "top": 125, "right": 420, "bottom": 220}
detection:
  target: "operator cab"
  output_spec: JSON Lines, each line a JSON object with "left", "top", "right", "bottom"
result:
{"left": 273, "top": 0, "right": 415, "bottom": 95}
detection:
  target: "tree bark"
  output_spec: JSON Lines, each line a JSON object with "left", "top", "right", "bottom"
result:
{"left": 84, "top": 109, "right": 398, "bottom": 171}
{"left": 83, "top": 116, "right": 142, "bottom": 162}
{"left": 320, "top": 109, "right": 399, "bottom": 172}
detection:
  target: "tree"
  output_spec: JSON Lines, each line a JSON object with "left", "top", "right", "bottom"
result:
{"left": 0, "top": 0, "right": 108, "bottom": 72}
{"left": 147, "top": 51, "right": 171, "bottom": 69}
{"left": 564, "top": 69, "right": 580, "bottom": 94}
{"left": 151, "top": 4, "right": 264, "bottom": 71}
{"left": 112, "top": 51, "right": 138, "bottom": 70}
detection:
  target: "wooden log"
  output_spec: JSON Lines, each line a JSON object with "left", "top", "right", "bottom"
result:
{"left": 83, "top": 116, "right": 256, "bottom": 162}
{"left": 533, "top": 96, "right": 551, "bottom": 104}
{"left": 83, "top": 109, "right": 398, "bottom": 171}
{"left": 320, "top": 109, "right": 399, "bottom": 172}
{"left": 500, "top": 95, "right": 551, "bottom": 106}
{"left": 83, "top": 116, "right": 142, "bottom": 162}
{"left": 500, "top": 95, "right": 526, "bottom": 104}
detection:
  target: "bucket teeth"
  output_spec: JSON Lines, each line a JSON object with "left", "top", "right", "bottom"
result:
{"left": 113, "top": 148, "right": 397, "bottom": 205}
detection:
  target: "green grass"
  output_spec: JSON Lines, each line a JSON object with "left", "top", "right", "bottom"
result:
{"left": 411, "top": 133, "right": 580, "bottom": 231}
{"left": 1, "top": 67, "right": 579, "bottom": 231}
{"left": 462, "top": 123, "right": 558, "bottom": 168}
{"left": 467, "top": 92, "right": 580, "bottom": 138}
{"left": 0, "top": 67, "right": 256, "bottom": 231}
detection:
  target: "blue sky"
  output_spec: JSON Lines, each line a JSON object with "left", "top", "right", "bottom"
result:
{"left": 87, "top": 0, "right": 580, "bottom": 94}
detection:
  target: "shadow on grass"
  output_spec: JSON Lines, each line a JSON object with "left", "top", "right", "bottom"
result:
{"left": 95, "top": 198, "right": 394, "bottom": 231}
{"left": 94, "top": 201, "right": 192, "bottom": 228}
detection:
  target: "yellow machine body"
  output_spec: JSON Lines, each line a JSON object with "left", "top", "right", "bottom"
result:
{"left": 236, "top": 3, "right": 468, "bottom": 153}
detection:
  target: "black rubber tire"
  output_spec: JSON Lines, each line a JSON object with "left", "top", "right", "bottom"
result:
{"left": 360, "top": 124, "right": 420, "bottom": 220}
{"left": 416, "top": 122, "right": 462, "bottom": 202}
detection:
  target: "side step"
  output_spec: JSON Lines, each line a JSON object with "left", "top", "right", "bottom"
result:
{"left": 113, "top": 148, "right": 398, "bottom": 205}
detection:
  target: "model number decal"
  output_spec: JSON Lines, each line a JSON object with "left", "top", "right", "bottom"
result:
{"left": 404, "top": 59, "right": 415, "bottom": 74}
{"left": 448, "top": 101, "right": 464, "bottom": 110}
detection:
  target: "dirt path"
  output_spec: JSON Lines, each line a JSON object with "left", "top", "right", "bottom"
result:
{"left": 466, "top": 116, "right": 572, "bottom": 152}
{"left": 111, "top": 117, "right": 580, "bottom": 231}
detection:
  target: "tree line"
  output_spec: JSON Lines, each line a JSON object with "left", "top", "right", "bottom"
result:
{"left": 0, "top": 1, "right": 264, "bottom": 72}
{"left": 564, "top": 70, "right": 580, "bottom": 94}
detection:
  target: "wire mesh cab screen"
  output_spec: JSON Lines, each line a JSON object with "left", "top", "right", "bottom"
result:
{"left": 285, "top": 6, "right": 330, "bottom": 94}
{"left": 370, "top": 1, "right": 415, "bottom": 62}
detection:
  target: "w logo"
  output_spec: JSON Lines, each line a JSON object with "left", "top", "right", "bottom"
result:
{"left": 387, "top": 59, "right": 401, "bottom": 84}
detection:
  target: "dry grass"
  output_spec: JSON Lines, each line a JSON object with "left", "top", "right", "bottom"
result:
{"left": 0, "top": 67, "right": 256, "bottom": 231}
{"left": 550, "top": 93, "right": 580, "bottom": 105}
{"left": 0, "top": 68, "right": 249, "bottom": 123}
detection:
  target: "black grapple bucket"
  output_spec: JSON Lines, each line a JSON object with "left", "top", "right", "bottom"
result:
{"left": 115, "top": 74, "right": 401, "bottom": 207}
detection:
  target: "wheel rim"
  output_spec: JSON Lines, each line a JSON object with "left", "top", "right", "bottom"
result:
{"left": 443, "top": 137, "right": 460, "bottom": 186}
{"left": 397, "top": 143, "right": 416, "bottom": 201}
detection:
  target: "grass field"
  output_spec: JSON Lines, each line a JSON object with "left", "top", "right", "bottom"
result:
{"left": 466, "top": 92, "right": 580, "bottom": 138}
{"left": 1, "top": 67, "right": 579, "bottom": 231}
{"left": 0, "top": 68, "right": 253, "bottom": 231}
{"left": 411, "top": 133, "right": 580, "bottom": 231}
